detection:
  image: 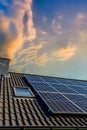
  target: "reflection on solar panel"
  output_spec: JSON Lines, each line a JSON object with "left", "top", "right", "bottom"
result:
{"left": 38, "top": 92, "right": 68, "bottom": 101}
{"left": 24, "top": 75, "right": 87, "bottom": 114}
{"left": 24, "top": 75, "right": 43, "bottom": 82}
{"left": 64, "top": 94, "right": 87, "bottom": 112}
{"left": 45, "top": 100, "right": 83, "bottom": 113}
{"left": 64, "top": 94, "right": 87, "bottom": 102}
{"left": 40, "top": 76, "right": 61, "bottom": 83}
{"left": 68, "top": 85, "right": 87, "bottom": 94}
{"left": 54, "top": 78, "right": 73, "bottom": 85}
{"left": 49, "top": 83, "right": 77, "bottom": 94}
{"left": 28, "top": 82, "right": 57, "bottom": 92}
{"left": 68, "top": 80, "right": 87, "bottom": 86}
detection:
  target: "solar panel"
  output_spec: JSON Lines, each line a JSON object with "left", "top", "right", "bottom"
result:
{"left": 45, "top": 100, "right": 83, "bottom": 113}
{"left": 38, "top": 92, "right": 68, "bottom": 101}
{"left": 24, "top": 75, "right": 44, "bottom": 82}
{"left": 40, "top": 76, "right": 61, "bottom": 84}
{"left": 28, "top": 82, "right": 57, "bottom": 92}
{"left": 68, "top": 85, "right": 87, "bottom": 94}
{"left": 50, "top": 83, "right": 77, "bottom": 94}
{"left": 63, "top": 94, "right": 87, "bottom": 102}
{"left": 24, "top": 75, "right": 87, "bottom": 114}
{"left": 64, "top": 94, "right": 87, "bottom": 112}
{"left": 67, "top": 80, "right": 87, "bottom": 86}
{"left": 74, "top": 102, "right": 87, "bottom": 112}
{"left": 54, "top": 78, "right": 73, "bottom": 85}
{"left": 38, "top": 92, "right": 85, "bottom": 114}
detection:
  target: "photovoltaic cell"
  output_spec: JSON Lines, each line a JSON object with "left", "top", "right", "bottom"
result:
{"left": 63, "top": 94, "right": 87, "bottom": 112}
{"left": 74, "top": 102, "right": 87, "bottom": 112}
{"left": 29, "top": 82, "right": 57, "bottom": 92}
{"left": 24, "top": 75, "right": 44, "bottom": 82}
{"left": 54, "top": 78, "right": 73, "bottom": 85}
{"left": 24, "top": 75, "right": 87, "bottom": 114}
{"left": 40, "top": 76, "right": 61, "bottom": 83}
{"left": 68, "top": 80, "right": 87, "bottom": 86}
{"left": 38, "top": 92, "right": 84, "bottom": 114}
{"left": 68, "top": 85, "right": 87, "bottom": 94}
{"left": 38, "top": 92, "right": 68, "bottom": 101}
{"left": 50, "top": 83, "right": 77, "bottom": 94}
{"left": 63, "top": 94, "right": 87, "bottom": 102}
{"left": 45, "top": 100, "right": 83, "bottom": 113}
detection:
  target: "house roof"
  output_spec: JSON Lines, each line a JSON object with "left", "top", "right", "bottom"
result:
{"left": 0, "top": 72, "right": 87, "bottom": 129}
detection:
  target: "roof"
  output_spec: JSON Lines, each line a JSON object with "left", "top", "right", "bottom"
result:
{"left": 0, "top": 72, "right": 87, "bottom": 129}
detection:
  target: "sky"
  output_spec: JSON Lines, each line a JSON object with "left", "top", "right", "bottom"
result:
{"left": 0, "top": 0, "right": 87, "bottom": 80}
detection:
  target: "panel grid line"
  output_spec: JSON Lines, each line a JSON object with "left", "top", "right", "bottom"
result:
{"left": 24, "top": 75, "right": 87, "bottom": 114}
{"left": 39, "top": 77, "right": 86, "bottom": 113}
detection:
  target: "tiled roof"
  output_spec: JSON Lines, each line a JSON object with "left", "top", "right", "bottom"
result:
{"left": 0, "top": 72, "right": 87, "bottom": 129}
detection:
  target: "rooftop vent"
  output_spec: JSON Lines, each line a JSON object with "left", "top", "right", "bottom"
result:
{"left": 0, "top": 58, "right": 10, "bottom": 78}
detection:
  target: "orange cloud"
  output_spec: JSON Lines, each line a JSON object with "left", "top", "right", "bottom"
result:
{"left": 10, "top": 42, "right": 48, "bottom": 69}
{"left": 0, "top": 0, "right": 36, "bottom": 63}
{"left": 52, "top": 44, "right": 76, "bottom": 61}
{"left": 0, "top": 14, "right": 9, "bottom": 32}
{"left": 15, "top": 43, "right": 43, "bottom": 63}
{"left": 0, "top": 34, "right": 23, "bottom": 60}
{"left": 35, "top": 53, "right": 48, "bottom": 66}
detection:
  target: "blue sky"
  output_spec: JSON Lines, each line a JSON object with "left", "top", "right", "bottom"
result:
{"left": 0, "top": 0, "right": 87, "bottom": 80}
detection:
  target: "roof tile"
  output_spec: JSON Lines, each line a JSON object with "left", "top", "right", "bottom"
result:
{"left": 0, "top": 72, "right": 87, "bottom": 128}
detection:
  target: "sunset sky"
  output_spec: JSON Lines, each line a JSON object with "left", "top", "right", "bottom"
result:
{"left": 0, "top": 0, "right": 87, "bottom": 80}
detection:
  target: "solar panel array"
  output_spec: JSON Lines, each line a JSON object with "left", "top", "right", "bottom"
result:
{"left": 24, "top": 75, "right": 87, "bottom": 114}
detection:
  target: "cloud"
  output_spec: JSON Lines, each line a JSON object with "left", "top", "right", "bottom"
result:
{"left": 42, "top": 16, "right": 47, "bottom": 22}
{"left": 0, "top": 32, "right": 22, "bottom": 60}
{"left": 52, "top": 44, "right": 76, "bottom": 61}
{"left": 19, "top": 43, "right": 42, "bottom": 57}
{"left": 15, "top": 43, "right": 44, "bottom": 63}
{"left": 74, "top": 13, "right": 87, "bottom": 28}
{"left": 41, "top": 31, "right": 47, "bottom": 35}
{"left": 51, "top": 18, "right": 62, "bottom": 34}
{"left": 76, "top": 13, "right": 87, "bottom": 20}
{"left": 58, "top": 15, "right": 63, "bottom": 20}
{"left": 75, "top": 31, "right": 87, "bottom": 58}
{"left": 0, "top": 13, "right": 9, "bottom": 32}
{"left": 35, "top": 53, "right": 48, "bottom": 66}
{"left": 10, "top": 42, "right": 48, "bottom": 71}
{"left": 10, "top": 65, "right": 25, "bottom": 73}
{"left": 79, "top": 31, "right": 87, "bottom": 42}
{"left": 0, "top": 0, "right": 36, "bottom": 62}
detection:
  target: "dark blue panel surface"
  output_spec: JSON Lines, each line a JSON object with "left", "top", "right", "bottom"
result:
{"left": 64, "top": 94, "right": 87, "bottom": 102}
{"left": 25, "top": 74, "right": 87, "bottom": 114}
{"left": 68, "top": 86, "right": 87, "bottom": 94}
{"left": 38, "top": 92, "right": 84, "bottom": 114}
{"left": 54, "top": 78, "right": 73, "bottom": 85}
{"left": 41, "top": 76, "right": 61, "bottom": 83}
{"left": 29, "top": 82, "right": 57, "bottom": 92}
{"left": 50, "top": 83, "right": 77, "bottom": 94}
{"left": 25, "top": 75, "right": 44, "bottom": 82}
{"left": 45, "top": 100, "right": 83, "bottom": 113}
{"left": 68, "top": 80, "right": 87, "bottom": 86}
{"left": 74, "top": 102, "right": 87, "bottom": 112}
{"left": 38, "top": 92, "right": 68, "bottom": 101}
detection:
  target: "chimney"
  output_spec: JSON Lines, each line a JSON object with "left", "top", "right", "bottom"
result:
{"left": 0, "top": 58, "right": 10, "bottom": 78}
